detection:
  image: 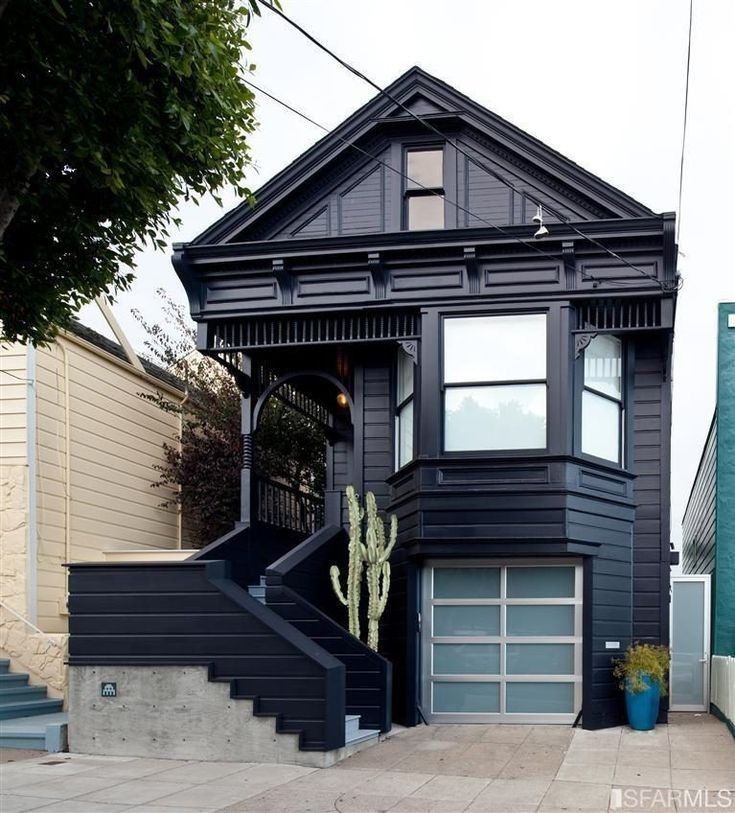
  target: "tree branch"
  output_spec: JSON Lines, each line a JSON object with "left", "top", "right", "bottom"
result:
{"left": 0, "top": 188, "right": 21, "bottom": 242}
{"left": 0, "top": 0, "right": 10, "bottom": 22}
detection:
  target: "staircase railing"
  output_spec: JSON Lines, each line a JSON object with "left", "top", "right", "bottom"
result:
{"left": 266, "top": 525, "right": 392, "bottom": 733}
{"left": 255, "top": 477, "right": 324, "bottom": 535}
{"left": 67, "top": 559, "right": 346, "bottom": 751}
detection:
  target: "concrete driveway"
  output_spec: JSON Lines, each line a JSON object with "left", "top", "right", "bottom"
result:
{"left": 0, "top": 714, "right": 732, "bottom": 812}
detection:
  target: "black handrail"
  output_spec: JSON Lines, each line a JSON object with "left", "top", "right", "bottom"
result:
{"left": 266, "top": 525, "right": 393, "bottom": 733}
{"left": 255, "top": 477, "right": 325, "bottom": 535}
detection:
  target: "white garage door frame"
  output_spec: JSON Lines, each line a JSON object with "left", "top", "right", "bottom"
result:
{"left": 421, "top": 558, "right": 583, "bottom": 724}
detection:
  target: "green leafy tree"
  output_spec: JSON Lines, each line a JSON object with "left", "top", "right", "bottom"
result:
{"left": 0, "top": 0, "right": 262, "bottom": 345}
{"left": 136, "top": 291, "right": 327, "bottom": 548}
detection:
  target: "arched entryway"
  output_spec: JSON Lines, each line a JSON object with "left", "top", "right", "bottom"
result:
{"left": 251, "top": 371, "right": 354, "bottom": 540}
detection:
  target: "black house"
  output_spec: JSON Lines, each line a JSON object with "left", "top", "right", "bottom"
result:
{"left": 68, "top": 68, "right": 678, "bottom": 757}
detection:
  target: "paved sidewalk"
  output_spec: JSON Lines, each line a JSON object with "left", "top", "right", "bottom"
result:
{"left": 0, "top": 714, "right": 732, "bottom": 812}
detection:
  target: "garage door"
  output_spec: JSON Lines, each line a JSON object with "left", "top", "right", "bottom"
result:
{"left": 421, "top": 560, "right": 582, "bottom": 724}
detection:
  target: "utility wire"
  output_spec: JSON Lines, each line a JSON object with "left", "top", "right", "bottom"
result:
{"left": 244, "top": 78, "right": 572, "bottom": 269}
{"left": 261, "top": 1, "right": 679, "bottom": 293}
{"left": 245, "top": 77, "right": 665, "bottom": 290}
{"left": 676, "top": 0, "right": 694, "bottom": 245}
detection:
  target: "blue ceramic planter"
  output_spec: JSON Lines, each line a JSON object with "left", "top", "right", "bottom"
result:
{"left": 625, "top": 673, "right": 661, "bottom": 731}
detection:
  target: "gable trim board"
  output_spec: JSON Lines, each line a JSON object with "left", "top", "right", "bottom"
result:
{"left": 191, "top": 67, "right": 653, "bottom": 247}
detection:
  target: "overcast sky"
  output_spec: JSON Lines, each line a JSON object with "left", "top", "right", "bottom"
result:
{"left": 79, "top": 0, "right": 734, "bottom": 551}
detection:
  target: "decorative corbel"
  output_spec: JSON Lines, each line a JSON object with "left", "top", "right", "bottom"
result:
{"left": 574, "top": 332, "right": 597, "bottom": 359}
{"left": 464, "top": 247, "right": 480, "bottom": 294}
{"left": 398, "top": 340, "right": 418, "bottom": 364}
{"left": 368, "top": 252, "right": 388, "bottom": 300}
{"left": 562, "top": 241, "right": 576, "bottom": 290}
{"left": 273, "top": 258, "right": 293, "bottom": 305}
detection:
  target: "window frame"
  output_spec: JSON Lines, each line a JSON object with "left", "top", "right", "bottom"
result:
{"left": 403, "top": 145, "right": 446, "bottom": 231}
{"left": 579, "top": 333, "right": 626, "bottom": 467}
{"left": 440, "top": 312, "right": 549, "bottom": 454}
{"left": 395, "top": 347, "right": 415, "bottom": 470}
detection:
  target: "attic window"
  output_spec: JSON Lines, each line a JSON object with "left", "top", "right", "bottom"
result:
{"left": 405, "top": 147, "right": 444, "bottom": 230}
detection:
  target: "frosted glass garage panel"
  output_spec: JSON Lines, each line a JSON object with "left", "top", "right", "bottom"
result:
{"left": 506, "top": 566, "right": 575, "bottom": 598}
{"left": 433, "top": 644, "right": 500, "bottom": 675}
{"left": 506, "top": 644, "right": 575, "bottom": 675}
{"left": 433, "top": 682, "right": 500, "bottom": 713}
{"left": 444, "top": 314, "right": 546, "bottom": 383}
{"left": 506, "top": 605, "right": 575, "bottom": 636}
{"left": 433, "top": 568, "right": 500, "bottom": 598}
{"left": 434, "top": 605, "right": 500, "bottom": 636}
{"left": 506, "top": 682, "right": 574, "bottom": 713}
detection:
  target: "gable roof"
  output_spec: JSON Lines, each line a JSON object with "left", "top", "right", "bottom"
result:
{"left": 191, "top": 66, "right": 654, "bottom": 246}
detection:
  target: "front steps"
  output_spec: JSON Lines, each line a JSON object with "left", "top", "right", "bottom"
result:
{"left": 247, "top": 575, "right": 267, "bottom": 603}
{"left": 0, "top": 658, "right": 67, "bottom": 752}
{"left": 345, "top": 713, "right": 379, "bottom": 747}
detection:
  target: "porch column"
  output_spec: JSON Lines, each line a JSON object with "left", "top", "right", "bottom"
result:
{"left": 240, "top": 354, "right": 253, "bottom": 526}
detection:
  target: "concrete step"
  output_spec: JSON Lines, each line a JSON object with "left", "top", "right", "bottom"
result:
{"left": 247, "top": 584, "right": 266, "bottom": 604}
{"left": 345, "top": 714, "right": 362, "bottom": 739}
{"left": 0, "top": 673, "right": 29, "bottom": 686}
{"left": 344, "top": 714, "right": 379, "bottom": 747}
{"left": 0, "top": 659, "right": 9, "bottom": 674}
{"left": 0, "top": 697, "right": 63, "bottom": 721}
{"left": 0, "top": 685, "right": 47, "bottom": 703}
{"left": 0, "top": 712, "right": 68, "bottom": 752}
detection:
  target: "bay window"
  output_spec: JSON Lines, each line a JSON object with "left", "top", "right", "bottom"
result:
{"left": 581, "top": 334, "right": 623, "bottom": 464}
{"left": 443, "top": 314, "right": 547, "bottom": 451}
{"left": 395, "top": 348, "right": 415, "bottom": 469}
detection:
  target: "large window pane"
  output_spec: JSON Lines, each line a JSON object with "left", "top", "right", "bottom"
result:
{"left": 433, "top": 644, "right": 500, "bottom": 675}
{"left": 582, "top": 390, "right": 621, "bottom": 462}
{"left": 506, "top": 644, "right": 575, "bottom": 675}
{"left": 434, "top": 567, "right": 500, "bottom": 598}
{"left": 433, "top": 681, "right": 500, "bottom": 713}
{"left": 444, "top": 314, "right": 546, "bottom": 384}
{"left": 506, "top": 566, "right": 575, "bottom": 598}
{"left": 406, "top": 149, "right": 443, "bottom": 188}
{"left": 444, "top": 384, "right": 546, "bottom": 451}
{"left": 584, "top": 335, "right": 622, "bottom": 399}
{"left": 506, "top": 605, "right": 575, "bottom": 636}
{"left": 397, "top": 351, "right": 414, "bottom": 402}
{"left": 397, "top": 401, "right": 413, "bottom": 469}
{"left": 407, "top": 195, "right": 444, "bottom": 230}
{"left": 434, "top": 605, "right": 500, "bottom": 636}
{"left": 505, "top": 682, "right": 574, "bottom": 713}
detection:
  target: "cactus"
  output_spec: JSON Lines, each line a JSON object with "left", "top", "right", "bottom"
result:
{"left": 329, "top": 485, "right": 365, "bottom": 639}
{"left": 329, "top": 487, "right": 397, "bottom": 651}
{"left": 364, "top": 491, "right": 397, "bottom": 652}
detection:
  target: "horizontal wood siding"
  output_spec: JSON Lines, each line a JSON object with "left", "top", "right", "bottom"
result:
{"left": 631, "top": 340, "right": 667, "bottom": 645}
{"left": 0, "top": 343, "right": 27, "bottom": 464}
{"left": 361, "top": 362, "right": 393, "bottom": 512}
{"left": 68, "top": 561, "right": 345, "bottom": 749}
{"left": 35, "top": 335, "right": 183, "bottom": 632}
{"left": 682, "top": 420, "right": 716, "bottom": 575}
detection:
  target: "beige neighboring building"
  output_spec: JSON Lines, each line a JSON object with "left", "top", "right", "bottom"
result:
{"left": 0, "top": 322, "right": 187, "bottom": 698}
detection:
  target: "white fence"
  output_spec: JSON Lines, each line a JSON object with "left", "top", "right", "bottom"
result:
{"left": 711, "top": 655, "right": 735, "bottom": 727}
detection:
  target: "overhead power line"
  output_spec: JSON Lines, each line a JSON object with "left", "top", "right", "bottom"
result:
{"left": 676, "top": 0, "right": 694, "bottom": 245}
{"left": 261, "top": 2, "right": 678, "bottom": 293}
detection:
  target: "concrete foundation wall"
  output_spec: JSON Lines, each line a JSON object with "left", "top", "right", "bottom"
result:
{"left": 69, "top": 665, "right": 338, "bottom": 767}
